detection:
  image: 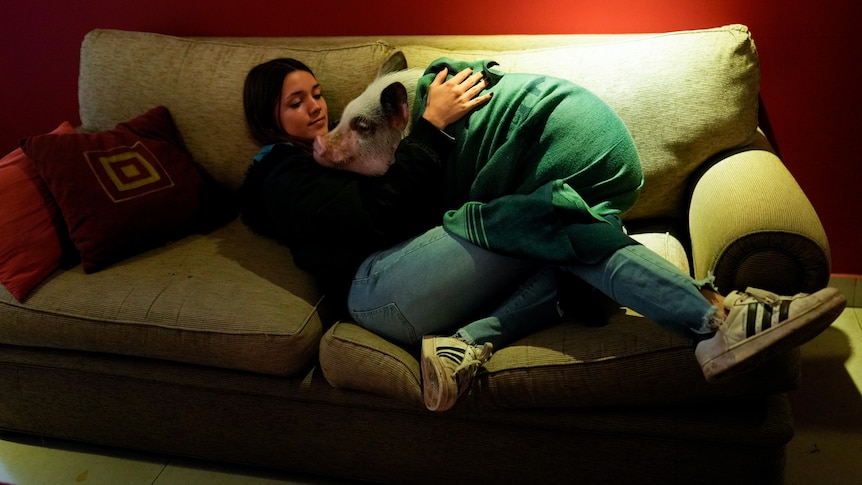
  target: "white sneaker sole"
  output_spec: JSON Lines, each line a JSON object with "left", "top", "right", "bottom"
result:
{"left": 421, "top": 336, "right": 455, "bottom": 412}
{"left": 699, "top": 287, "right": 846, "bottom": 382}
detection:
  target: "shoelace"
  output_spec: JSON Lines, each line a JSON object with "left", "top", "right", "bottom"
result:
{"left": 742, "top": 287, "right": 781, "bottom": 307}
{"left": 451, "top": 343, "right": 492, "bottom": 378}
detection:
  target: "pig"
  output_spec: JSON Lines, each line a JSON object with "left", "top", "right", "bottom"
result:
{"left": 312, "top": 52, "right": 423, "bottom": 176}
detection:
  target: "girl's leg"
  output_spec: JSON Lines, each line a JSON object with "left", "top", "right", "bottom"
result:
{"left": 563, "top": 244, "right": 719, "bottom": 338}
{"left": 348, "top": 226, "right": 557, "bottom": 347}
{"left": 455, "top": 265, "right": 561, "bottom": 349}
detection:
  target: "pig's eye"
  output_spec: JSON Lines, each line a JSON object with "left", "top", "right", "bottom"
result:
{"left": 350, "top": 116, "right": 374, "bottom": 135}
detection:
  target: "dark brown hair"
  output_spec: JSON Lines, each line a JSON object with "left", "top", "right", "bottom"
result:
{"left": 243, "top": 58, "right": 316, "bottom": 149}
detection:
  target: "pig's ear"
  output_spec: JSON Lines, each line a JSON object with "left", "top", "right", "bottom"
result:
{"left": 381, "top": 82, "right": 410, "bottom": 131}
{"left": 377, "top": 52, "right": 408, "bottom": 77}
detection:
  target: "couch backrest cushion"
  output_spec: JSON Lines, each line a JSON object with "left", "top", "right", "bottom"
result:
{"left": 397, "top": 25, "right": 760, "bottom": 220}
{"left": 79, "top": 30, "right": 395, "bottom": 190}
{"left": 78, "top": 26, "right": 759, "bottom": 221}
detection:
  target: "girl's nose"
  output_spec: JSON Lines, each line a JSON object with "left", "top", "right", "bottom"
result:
{"left": 309, "top": 98, "right": 322, "bottom": 114}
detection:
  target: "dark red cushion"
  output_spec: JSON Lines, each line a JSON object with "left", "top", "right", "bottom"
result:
{"left": 0, "top": 121, "right": 77, "bottom": 301}
{"left": 23, "top": 107, "right": 204, "bottom": 273}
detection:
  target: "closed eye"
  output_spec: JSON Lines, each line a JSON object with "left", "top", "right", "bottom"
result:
{"left": 350, "top": 116, "right": 375, "bottom": 135}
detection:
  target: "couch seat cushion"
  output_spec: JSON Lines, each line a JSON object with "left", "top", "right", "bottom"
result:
{"left": 322, "top": 310, "right": 799, "bottom": 409}
{"left": 0, "top": 218, "right": 323, "bottom": 376}
{"left": 320, "top": 231, "right": 799, "bottom": 408}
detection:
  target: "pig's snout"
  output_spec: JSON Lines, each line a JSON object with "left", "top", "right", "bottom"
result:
{"left": 313, "top": 129, "right": 392, "bottom": 177}
{"left": 313, "top": 135, "right": 340, "bottom": 168}
{"left": 312, "top": 136, "right": 327, "bottom": 163}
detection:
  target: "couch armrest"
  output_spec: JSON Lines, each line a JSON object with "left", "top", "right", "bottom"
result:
{"left": 688, "top": 131, "right": 831, "bottom": 295}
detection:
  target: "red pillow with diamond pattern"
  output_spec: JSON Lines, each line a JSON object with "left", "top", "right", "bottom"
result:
{"left": 23, "top": 106, "right": 203, "bottom": 273}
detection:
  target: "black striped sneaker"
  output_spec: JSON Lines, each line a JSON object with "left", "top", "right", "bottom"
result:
{"left": 421, "top": 336, "right": 493, "bottom": 412}
{"left": 696, "top": 286, "right": 846, "bottom": 382}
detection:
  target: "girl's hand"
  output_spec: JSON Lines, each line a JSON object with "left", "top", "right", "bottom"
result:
{"left": 421, "top": 67, "right": 492, "bottom": 130}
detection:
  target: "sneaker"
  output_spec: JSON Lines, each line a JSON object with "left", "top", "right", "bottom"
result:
{"left": 696, "top": 286, "right": 846, "bottom": 382}
{"left": 421, "top": 336, "right": 493, "bottom": 412}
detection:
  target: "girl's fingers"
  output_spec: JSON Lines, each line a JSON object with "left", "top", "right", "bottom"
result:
{"left": 467, "top": 78, "right": 490, "bottom": 95}
{"left": 448, "top": 67, "right": 474, "bottom": 84}
{"left": 432, "top": 67, "right": 449, "bottom": 86}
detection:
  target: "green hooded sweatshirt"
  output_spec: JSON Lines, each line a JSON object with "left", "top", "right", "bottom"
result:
{"left": 413, "top": 58, "right": 645, "bottom": 264}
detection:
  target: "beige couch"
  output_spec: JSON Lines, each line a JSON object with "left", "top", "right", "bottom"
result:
{"left": 0, "top": 25, "right": 831, "bottom": 484}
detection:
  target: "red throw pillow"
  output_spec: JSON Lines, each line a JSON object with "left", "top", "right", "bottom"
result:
{"left": 23, "top": 106, "right": 204, "bottom": 273}
{"left": 0, "top": 121, "right": 77, "bottom": 302}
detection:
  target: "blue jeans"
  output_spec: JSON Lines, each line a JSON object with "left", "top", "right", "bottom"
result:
{"left": 348, "top": 226, "right": 717, "bottom": 349}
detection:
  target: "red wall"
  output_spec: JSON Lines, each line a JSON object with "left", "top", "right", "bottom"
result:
{"left": 3, "top": 0, "right": 860, "bottom": 275}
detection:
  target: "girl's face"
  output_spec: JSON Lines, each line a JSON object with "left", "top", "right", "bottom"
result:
{"left": 276, "top": 70, "right": 329, "bottom": 140}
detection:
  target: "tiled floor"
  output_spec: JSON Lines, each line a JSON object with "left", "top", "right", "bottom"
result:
{"left": 784, "top": 304, "right": 862, "bottom": 485}
{"left": 1, "top": 307, "right": 860, "bottom": 484}
{"left": 0, "top": 436, "right": 356, "bottom": 484}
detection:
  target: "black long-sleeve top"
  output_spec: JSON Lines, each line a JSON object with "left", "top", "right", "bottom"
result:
{"left": 237, "top": 118, "right": 455, "bottom": 315}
